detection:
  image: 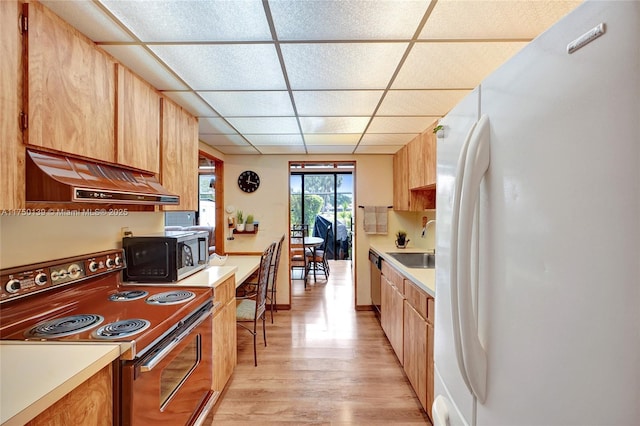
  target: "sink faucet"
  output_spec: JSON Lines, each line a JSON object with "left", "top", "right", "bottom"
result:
{"left": 421, "top": 219, "right": 436, "bottom": 239}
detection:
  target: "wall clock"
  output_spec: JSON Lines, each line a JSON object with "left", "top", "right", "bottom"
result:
{"left": 237, "top": 170, "right": 260, "bottom": 193}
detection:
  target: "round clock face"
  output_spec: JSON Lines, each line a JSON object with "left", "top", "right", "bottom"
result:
{"left": 237, "top": 170, "right": 260, "bottom": 193}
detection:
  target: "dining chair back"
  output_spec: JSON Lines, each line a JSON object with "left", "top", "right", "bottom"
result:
{"left": 290, "top": 224, "right": 309, "bottom": 287}
{"left": 306, "top": 222, "right": 332, "bottom": 279}
{"left": 267, "top": 234, "right": 285, "bottom": 323}
{"left": 236, "top": 241, "right": 276, "bottom": 366}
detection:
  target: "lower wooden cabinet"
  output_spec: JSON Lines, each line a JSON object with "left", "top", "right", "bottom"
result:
{"left": 381, "top": 274, "right": 404, "bottom": 363}
{"left": 212, "top": 276, "right": 237, "bottom": 392}
{"left": 404, "top": 301, "right": 428, "bottom": 410}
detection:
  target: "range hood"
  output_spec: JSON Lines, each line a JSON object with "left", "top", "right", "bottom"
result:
{"left": 26, "top": 150, "right": 180, "bottom": 205}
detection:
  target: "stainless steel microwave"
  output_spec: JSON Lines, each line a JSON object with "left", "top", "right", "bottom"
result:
{"left": 122, "top": 231, "right": 209, "bottom": 282}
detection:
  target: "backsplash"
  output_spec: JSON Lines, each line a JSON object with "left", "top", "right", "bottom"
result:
{"left": 392, "top": 210, "right": 436, "bottom": 250}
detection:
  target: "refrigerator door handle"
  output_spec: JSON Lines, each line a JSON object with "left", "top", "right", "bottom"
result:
{"left": 457, "top": 114, "right": 490, "bottom": 403}
{"left": 450, "top": 119, "right": 478, "bottom": 395}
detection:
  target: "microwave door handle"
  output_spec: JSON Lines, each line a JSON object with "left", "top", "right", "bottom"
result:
{"left": 199, "top": 237, "right": 207, "bottom": 262}
{"left": 139, "top": 305, "right": 215, "bottom": 372}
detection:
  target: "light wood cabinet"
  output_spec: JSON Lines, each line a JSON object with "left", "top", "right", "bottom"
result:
{"left": 25, "top": 1, "right": 116, "bottom": 162}
{"left": 26, "top": 363, "right": 114, "bottom": 425}
{"left": 0, "top": 0, "right": 24, "bottom": 210}
{"left": 381, "top": 260, "right": 405, "bottom": 363}
{"left": 213, "top": 276, "right": 237, "bottom": 392}
{"left": 161, "top": 97, "right": 198, "bottom": 211}
{"left": 116, "top": 65, "right": 160, "bottom": 173}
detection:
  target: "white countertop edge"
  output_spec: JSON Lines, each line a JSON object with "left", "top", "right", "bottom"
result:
{"left": 369, "top": 244, "right": 436, "bottom": 297}
{"left": 0, "top": 342, "right": 122, "bottom": 426}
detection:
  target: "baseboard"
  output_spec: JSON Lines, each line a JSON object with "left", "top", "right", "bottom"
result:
{"left": 355, "top": 305, "right": 374, "bottom": 311}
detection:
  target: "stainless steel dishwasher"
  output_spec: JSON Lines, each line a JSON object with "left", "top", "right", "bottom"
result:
{"left": 369, "top": 249, "right": 382, "bottom": 320}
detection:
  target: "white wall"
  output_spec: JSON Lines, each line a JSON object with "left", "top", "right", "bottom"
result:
{"left": 0, "top": 212, "right": 164, "bottom": 268}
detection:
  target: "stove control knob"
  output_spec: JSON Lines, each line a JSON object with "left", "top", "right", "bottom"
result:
{"left": 6, "top": 279, "right": 20, "bottom": 293}
{"left": 114, "top": 256, "right": 122, "bottom": 267}
{"left": 68, "top": 264, "right": 81, "bottom": 279}
{"left": 35, "top": 273, "right": 48, "bottom": 286}
{"left": 88, "top": 261, "right": 99, "bottom": 273}
{"left": 105, "top": 258, "right": 115, "bottom": 269}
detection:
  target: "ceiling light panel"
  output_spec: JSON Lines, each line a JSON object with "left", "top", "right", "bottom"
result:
{"left": 378, "top": 90, "right": 471, "bottom": 116}
{"left": 393, "top": 42, "right": 528, "bottom": 89}
{"left": 199, "top": 134, "right": 250, "bottom": 146}
{"left": 305, "top": 134, "right": 361, "bottom": 145}
{"left": 281, "top": 43, "right": 408, "bottom": 90}
{"left": 163, "top": 92, "right": 219, "bottom": 117}
{"left": 300, "top": 117, "right": 370, "bottom": 134}
{"left": 420, "top": 0, "right": 581, "bottom": 40}
{"left": 359, "top": 133, "right": 419, "bottom": 146}
{"left": 199, "top": 117, "right": 238, "bottom": 134}
{"left": 245, "top": 135, "right": 304, "bottom": 146}
{"left": 368, "top": 116, "right": 439, "bottom": 133}
{"left": 100, "top": 0, "right": 272, "bottom": 42}
{"left": 226, "top": 117, "right": 300, "bottom": 134}
{"left": 293, "top": 91, "right": 383, "bottom": 116}
{"left": 41, "top": 0, "right": 134, "bottom": 42}
{"left": 198, "top": 91, "right": 294, "bottom": 117}
{"left": 150, "top": 44, "right": 286, "bottom": 90}
{"left": 269, "top": 0, "right": 430, "bottom": 40}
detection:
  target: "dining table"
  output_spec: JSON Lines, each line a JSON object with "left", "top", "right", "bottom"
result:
{"left": 291, "top": 236, "right": 324, "bottom": 283}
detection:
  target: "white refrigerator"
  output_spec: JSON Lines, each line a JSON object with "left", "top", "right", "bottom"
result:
{"left": 433, "top": 1, "right": 639, "bottom": 425}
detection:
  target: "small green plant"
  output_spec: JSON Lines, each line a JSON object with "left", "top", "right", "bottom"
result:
{"left": 236, "top": 210, "right": 244, "bottom": 224}
{"left": 396, "top": 230, "right": 407, "bottom": 242}
{"left": 245, "top": 214, "right": 254, "bottom": 225}
{"left": 433, "top": 124, "right": 444, "bottom": 134}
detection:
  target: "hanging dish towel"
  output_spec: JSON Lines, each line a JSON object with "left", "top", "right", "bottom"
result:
{"left": 375, "top": 206, "right": 388, "bottom": 234}
{"left": 363, "top": 206, "right": 377, "bottom": 234}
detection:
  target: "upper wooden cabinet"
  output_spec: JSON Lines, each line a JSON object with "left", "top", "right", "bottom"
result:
{"left": 24, "top": 1, "right": 116, "bottom": 162}
{"left": 116, "top": 65, "right": 160, "bottom": 173}
{"left": 393, "top": 123, "right": 437, "bottom": 211}
{"left": 0, "top": 0, "right": 25, "bottom": 210}
{"left": 161, "top": 98, "right": 198, "bottom": 211}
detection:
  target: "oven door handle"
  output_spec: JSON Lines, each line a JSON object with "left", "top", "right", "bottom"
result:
{"left": 140, "top": 303, "right": 218, "bottom": 373}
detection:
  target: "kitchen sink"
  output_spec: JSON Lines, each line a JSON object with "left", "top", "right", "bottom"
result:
{"left": 386, "top": 252, "right": 436, "bottom": 269}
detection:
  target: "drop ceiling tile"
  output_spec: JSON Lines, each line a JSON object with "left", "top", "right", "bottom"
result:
{"left": 368, "top": 116, "right": 439, "bottom": 133}
{"left": 305, "top": 134, "right": 361, "bottom": 145}
{"left": 270, "top": 0, "right": 430, "bottom": 40}
{"left": 198, "top": 91, "right": 294, "bottom": 117}
{"left": 40, "top": 0, "right": 134, "bottom": 42}
{"left": 281, "top": 43, "right": 408, "bottom": 90}
{"left": 244, "top": 134, "right": 304, "bottom": 146}
{"left": 300, "top": 117, "right": 370, "bottom": 134}
{"left": 378, "top": 90, "right": 471, "bottom": 116}
{"left": 256, "top": 145, "right": 307, "bottom": 155}
{"left": 394, "top": 42, "right": 528, "bottom": 89}
{"left": 211, "top": 145, "right": 261, "bottom": 155}
{"left": 420, "top": 0, "right": 581, "bottom": 40}
{"left": 199, "top": 118, "right": 238, "bottom": 135}
{"left": 307, "top": 145, "right": 357, "bottom": 154}
{"left": 354, "top": 145, "right": 404, "bottom": 154}
{"left": 150, "top": 44, "right": 286, "bottom": 90}
{"left": 293, "top": 91, "right": 383, "bottom": 116}
{"left": 163, "top": 92, "right": 219, "bottom": 117}
{"left": 101, "top": 0, "right": 272, "bottom": 42}
{"left": 359, "top": 133, "right": 419, "bottom": 146}
{"left": 100, "top": 45, "right": 187, "bottom": 91}
{"left": 199, "top": 134, "right": 249, "bottom": 146}
{"left": 226, "top": 117, "right": 300, "bottom": 134}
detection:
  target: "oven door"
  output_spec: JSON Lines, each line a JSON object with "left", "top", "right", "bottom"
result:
{"left": 121, "top": 306, "right": 214, "bottom": 426}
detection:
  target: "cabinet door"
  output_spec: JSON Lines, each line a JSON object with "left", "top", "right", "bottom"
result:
{"left": 116, "top": 65, "right": 160, "bottom": 173}
{"left": 26, "top": 2, "right": 115, "bottom": 161}
{"left": 426, "top": 321, "right": 434, "bottom": 419}
{"left": 408, "top": 134, "right": 426, "bottom": 189}
{"left": 213, "top": 298, "right": 237, "bottom": 392}
{"left": 161, "top": 98, "right": 198, "bottom": 211}
{"left": 393, "top": 144, "right": 410, "bottom": 211}
{"left": 0, "top": 0, "right": 24, "bottom": 210}
{"left": 404, "top": 301, "right": 428, "bottom": 410}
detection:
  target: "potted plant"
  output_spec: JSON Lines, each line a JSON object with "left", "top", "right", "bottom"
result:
{"left": 236, "top": 210, "right": 245, "bottom": 232}
{"left": 245, "top": 214, "right": 255, "bottom": 232}
{"left": 395, "top": 230, "right": 409, "bottom": 248}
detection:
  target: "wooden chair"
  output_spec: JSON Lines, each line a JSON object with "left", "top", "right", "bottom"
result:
{"left": 266, "top": 234, "right": 285, "bottom": 323}
{"left": 290, "top": 224, "right": 309, "bottom": 287}
{"left": 236, "top": 242, "right": 276, "bottom": 366}
{"left": 306, "top": 223, "right": 332, "bottom": 280}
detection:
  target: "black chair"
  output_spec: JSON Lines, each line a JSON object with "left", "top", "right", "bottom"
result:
{"left": 266, "top": 234, "right": 285, "bottom": 323}
{"left": 236, "top": 242, "right": 276, "bottom": 366}
{"left": 306, "top": 223, "right": 332, "bottom": 280}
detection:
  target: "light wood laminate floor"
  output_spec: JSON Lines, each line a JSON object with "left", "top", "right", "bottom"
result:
{"left": 209, "top": 260, "right": 431, "bottom": 425}
{"left": 207, "top": 261, "right": 430, "bottom": 425}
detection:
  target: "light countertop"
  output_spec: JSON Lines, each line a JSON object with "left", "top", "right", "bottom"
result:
{"left": 0, "top": 341, "right": 125, "bottom": 425}
{"left": 369, "top": 243, "right": 436, "bottom": 297}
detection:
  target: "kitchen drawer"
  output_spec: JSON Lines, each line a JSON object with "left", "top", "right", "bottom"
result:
{"left": 381, "top": 261, "right": 404, "bottom": 294}
{"left": 404, "top": 279, "right": 428, "bottom": 320}
{"left": 214, "top": 276, "right": 235, "bottom": 305}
